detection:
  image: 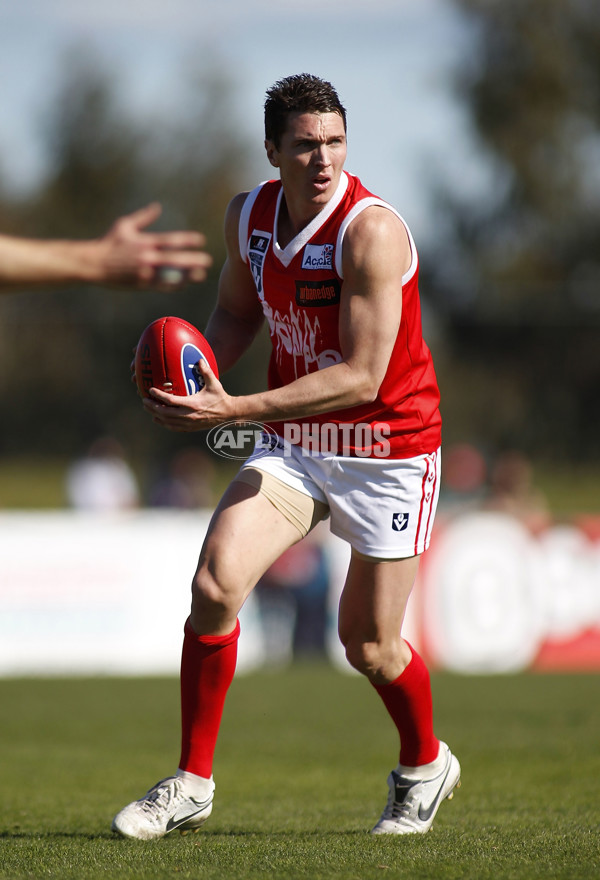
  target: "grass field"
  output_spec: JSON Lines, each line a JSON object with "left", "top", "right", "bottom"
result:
{"left": 0, "top": 667, "right": 598, "bottom": 880}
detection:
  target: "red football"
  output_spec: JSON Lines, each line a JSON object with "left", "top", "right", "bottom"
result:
{"left": 134, "top": 316, "right": 219, "bottom": 398}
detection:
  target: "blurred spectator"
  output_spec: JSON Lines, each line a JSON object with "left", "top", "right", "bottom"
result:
{"left": 66, "top": 436, "right": 140, "bottom": 511}
{"left": 255, "top": 524, "right": 330, "bottom": 665}
{"left": 439, "top": 442, "right": 488, "bottom": 515}
{"left": 483, "top": 449, "right": 551, "bottom": 533}
{"left": 150, "top": 447, "right": 215, "bottom": 509}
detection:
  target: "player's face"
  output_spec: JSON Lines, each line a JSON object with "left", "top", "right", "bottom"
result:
{"left": 266, "top": 111, "right": 347, "bottom": 218}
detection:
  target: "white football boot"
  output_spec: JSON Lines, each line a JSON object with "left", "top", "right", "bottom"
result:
{"left": 111, "top": 772, "right": 214, "bottom": 840}
{"left": 371, "top": 742, "right": 461, "bottom": 835}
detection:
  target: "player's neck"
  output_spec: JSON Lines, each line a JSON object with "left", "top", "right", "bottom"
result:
{"left": 277, "top": 195, "right": 321, "bottom": 249}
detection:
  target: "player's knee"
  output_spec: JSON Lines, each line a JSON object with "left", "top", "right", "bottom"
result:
{"left": 342, "top": 636, "right": 408, "bottom": 682}
{"left": 343, "top": 637, "right": 383, "bottom": 676}
{"left": 191, "top": 565, "right": 231, "bottom": 617}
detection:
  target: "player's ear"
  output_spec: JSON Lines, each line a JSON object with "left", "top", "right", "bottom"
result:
{"left": 265, "top": 140, "right": 279, "bottom": 168}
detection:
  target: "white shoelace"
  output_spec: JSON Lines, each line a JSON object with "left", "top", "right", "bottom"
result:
{"left": 140, "top": 778, "right": 185, "bottom": 817}
{"left": 386, "top": 787, "right": 417, "bottom": 820}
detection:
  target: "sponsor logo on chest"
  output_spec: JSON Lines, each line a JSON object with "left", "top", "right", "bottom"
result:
{"left": 250, "top": 233, "right": 269, "bottom": 253}
{"left": 295, "top": 279, "right": 341, "bottom": 307}
{"left": 301, "top": 243, "right": 334, "bottom": 270}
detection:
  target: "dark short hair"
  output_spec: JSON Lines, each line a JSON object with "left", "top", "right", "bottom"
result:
{"left": 264, "top": 73, "right": 347, "bottom": 148}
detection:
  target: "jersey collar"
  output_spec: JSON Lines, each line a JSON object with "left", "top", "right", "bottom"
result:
{"left": 273, "top": 171, "right": 349, "bottom": 268}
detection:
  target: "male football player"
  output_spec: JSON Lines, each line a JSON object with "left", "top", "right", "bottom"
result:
{"left": 113, "top": 73, "right": 460, "bottom": 839}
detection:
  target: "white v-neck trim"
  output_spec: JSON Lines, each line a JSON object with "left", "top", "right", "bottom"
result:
{"left": 272, "top": 172, "right": 349, "bottom": 268}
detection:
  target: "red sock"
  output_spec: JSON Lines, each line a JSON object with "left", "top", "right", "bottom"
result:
{"left": 178, "top": 617, "right": 240, "bottom": 778}
{"left": 372, "top": 643, "right": 439, "bottom": 766}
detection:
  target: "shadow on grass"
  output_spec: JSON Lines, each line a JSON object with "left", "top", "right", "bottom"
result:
{"left": 0, "top": 831, "right": 117, "bottom": 841}
{"left": 0, "top": 829, "right": 369, "bottom": 841}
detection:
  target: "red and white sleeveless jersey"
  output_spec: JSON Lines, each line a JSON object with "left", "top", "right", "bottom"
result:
{"left": 238, "top": 171, "right": 442, "bottom": 458}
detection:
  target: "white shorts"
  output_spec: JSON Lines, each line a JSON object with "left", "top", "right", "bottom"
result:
{"left": 239, "top": 438, "right": 441, "bottom": 559}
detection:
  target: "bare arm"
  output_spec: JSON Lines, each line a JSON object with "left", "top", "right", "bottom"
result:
{"left": 230, "top": 205, "right": 410, "bottom": 421}
{"left": 0, "top": 203, "right": 212, "bottom": 290}
{"left": 144, "top": 204, "right": 411, "bottom": 431}
{"left": 202, "top": 193, "right": 266, "bottom": 374}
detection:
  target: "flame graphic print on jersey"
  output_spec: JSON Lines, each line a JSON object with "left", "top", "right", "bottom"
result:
{"left": 261, "top": 298, "right": 342, "bottom": 379}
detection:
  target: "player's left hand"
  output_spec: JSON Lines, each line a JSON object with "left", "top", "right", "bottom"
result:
{"left": 97, "top": 203, "right": 213, "bottom": 289}
{"left": 142, "top": 358, "right": 235, "bottom": 431}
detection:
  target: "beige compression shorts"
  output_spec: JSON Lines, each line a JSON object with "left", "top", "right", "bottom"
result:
{"left": 234, "top": 467, "right": 329, "bottom": 538}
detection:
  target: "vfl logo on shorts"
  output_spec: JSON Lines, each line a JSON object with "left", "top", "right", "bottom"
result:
{"left": 392, "top": 513, "right": 410, "bottom": 532}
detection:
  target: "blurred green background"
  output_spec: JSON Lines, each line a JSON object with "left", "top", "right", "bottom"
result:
{"left": 1, "top": 0, "right": 599, "bottom": 516}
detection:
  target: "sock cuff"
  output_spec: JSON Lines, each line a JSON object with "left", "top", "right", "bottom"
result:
{"left": 372, "top": 641, "right": 425, "bottom": 693}
{"left": 175, "top": 768, "right": 215, "bottom": 791}
{"left": 184, "top": 617, "right": 241, "bottom": 647}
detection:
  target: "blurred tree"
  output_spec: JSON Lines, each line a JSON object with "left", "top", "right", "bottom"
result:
{"left": 427, "top": 0, "right": 600, "bottom": 461}
{"left": 0, "top": 47, "right": 269, "bottom": 488}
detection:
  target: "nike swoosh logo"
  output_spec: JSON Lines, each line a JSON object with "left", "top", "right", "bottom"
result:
{"left": 417, "top": 762, "right": 452, "bottom": 822}
{"left": 165, "top": 797, "right": 212, "bottom": 832}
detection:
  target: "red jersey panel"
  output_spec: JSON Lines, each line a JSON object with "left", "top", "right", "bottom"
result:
{"left": 239, "top": 171, "right": 442, "bottom": 458}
